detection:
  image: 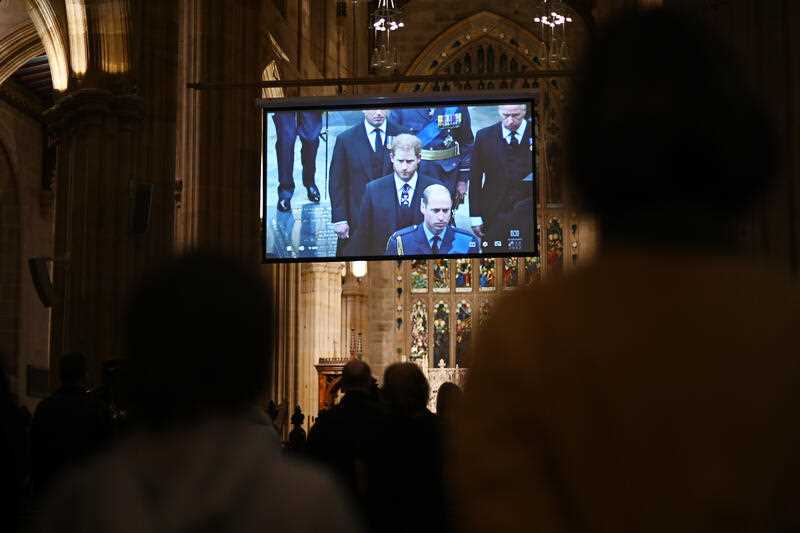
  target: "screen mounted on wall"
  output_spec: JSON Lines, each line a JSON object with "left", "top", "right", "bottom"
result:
{"left": 261, "top": 92, "right": 538, "bottom": 263}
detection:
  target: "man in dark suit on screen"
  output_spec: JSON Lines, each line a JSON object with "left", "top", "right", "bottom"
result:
{"left": 469, "top": 104, "right": 536, "bottom": 251}
{"left": 329, "top": 109, "right": 400, "bottom": 256}
{"left": 351, "top": 134, "right": 444, "bottom": 257}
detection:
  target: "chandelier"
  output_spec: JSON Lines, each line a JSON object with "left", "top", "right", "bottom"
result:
{"left": 370, "top": 0, "right": 405, "bottom": 75}
{"left": 533, "top": 0, "right": 573, "bottom": 64}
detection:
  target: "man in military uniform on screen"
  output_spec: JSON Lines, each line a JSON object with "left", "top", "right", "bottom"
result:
{"left": 392, "top": 106, "right": 474, "bottom": 203}
{"left": 386, "top": 184, "right": 480, "bottom": 256}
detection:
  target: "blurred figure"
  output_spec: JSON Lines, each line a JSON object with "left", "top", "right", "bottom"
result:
{"left": 30, "top": 352, "right": 110, "bottom": 498}
{"left": 454, "top": 9, "right": 800, "bottom": 533}
{"left": 38, "top": 253, "right": 362, "bottom": 533}
{"left": 369, "top": 363, "right": 448, "bottom": 533}
{"left": 435, "top": 382, "right": 462, "bottom": 425}
{"left": 307, "top": 360, "right": 386, "bottom": 520}
{"left": 1, "top": 361, "right": 30, "bottom": 533}
{"left": 287, "top": 405, "right": 307, "bottom": 454}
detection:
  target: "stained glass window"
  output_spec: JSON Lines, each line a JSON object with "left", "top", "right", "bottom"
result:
{"left": 479, "top": 259, "right": 496, "bottom": 291}
{"left": 524, "top": 257, "right": 540, "bottom": 284}
{"left": 411, "top": 260, "right": 428, "bottom": 292}
{"left": 410, "top": 301, "right": 428, "bottom": 363}
{"left": 456, "top": 301, "right": 472, "bottom": 367}
{"left": 503, "top": 259, "right": 519, "bottom": 289}
{"left": 455, "top": 259, "right": 472, "bottom": 292}
{"left": 433, "top": 301, "right": 450, "bottom": 367}
{"left": 432, "top": 259, "right": 450, "bottom": 292}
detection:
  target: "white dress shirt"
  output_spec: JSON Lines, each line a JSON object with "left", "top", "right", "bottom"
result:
{"left": 394, "top": 172, "right": 418, "bottom": 206}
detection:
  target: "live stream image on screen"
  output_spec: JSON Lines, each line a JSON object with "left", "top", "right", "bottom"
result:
{"left": 261, "top": 95, "right": 537, "bottom": 262}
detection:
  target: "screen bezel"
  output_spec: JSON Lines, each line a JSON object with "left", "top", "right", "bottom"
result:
{"left": 259, "top": 91, "right": 539, "bottom": 264}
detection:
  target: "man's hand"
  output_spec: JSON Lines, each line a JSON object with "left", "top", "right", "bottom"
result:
{"left": 471, "top": 224, "right": 484, "bottom": 239}
{"left": 334, "top": 221, "right": 350, "bottom": 239}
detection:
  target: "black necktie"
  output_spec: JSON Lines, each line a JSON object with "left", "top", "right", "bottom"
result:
{"left": 374, "top": 128, "right": 383, "bottom": 152}
{"left": 431, "top": 235, "right": 441, "bottom": 253}
{"left": 510, "top": 131, "right": 519, "bottom": 146}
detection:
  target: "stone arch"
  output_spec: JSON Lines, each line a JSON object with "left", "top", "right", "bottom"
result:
{"left": 22, "top": 0, "right": 69, "bottom": 90}
{"left": 399, "top": 10, "right": 562, "bottom": 91}
{"left": 0, "top": 22, "right": 46, "bottom": 87}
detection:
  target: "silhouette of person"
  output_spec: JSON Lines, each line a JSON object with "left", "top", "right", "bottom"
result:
{"left": 1, "top": 360, "right": 30, "bottom": 533}
{"left": 38, "top": 253, "right": 363, "bottom": 533}
{"left": 368, "top": 363, "right": 447, "bottom": 533}
{"left": 30, "top": 352, "right": 111, "bottom": 498}
{"left": 454, "top": 9, "right": 800, "bottom": 533}
{"left": 307, "top": 360, "right": 386, "bottom": 524}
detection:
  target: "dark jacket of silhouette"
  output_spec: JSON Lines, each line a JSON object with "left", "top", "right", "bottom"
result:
{"left": 307, "top": 391, "right": 386, "bottom": 502}
{"left": 30, "top": 384, "right": 110, "bottom": 495}
{"left": 368, "top": 409, "right": 447, "bottom": 533}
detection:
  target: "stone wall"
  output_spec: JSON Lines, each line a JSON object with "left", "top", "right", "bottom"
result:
{"left": 0, "top": 98, "right": 52, "bottom": 410}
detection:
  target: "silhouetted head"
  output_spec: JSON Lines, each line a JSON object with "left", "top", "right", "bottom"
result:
{"left": 341, "top": 359, "right": 372, "bottom": 394}
{"left": 568, "top": 9, "right": 775, "bottom": 247}
{"left": 58, "top": 351, "right": 87, "bottom": 386}
{"left": 382, "top": 362, "right": 430, "bottom": 417}
{"left": 436, "top": 382, "right": 462, "bottom": 419}
{"left": 125, "top": 252, "right": 273, "bottom": 429}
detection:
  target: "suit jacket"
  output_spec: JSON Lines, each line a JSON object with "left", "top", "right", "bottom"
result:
{"left": 469, "top": 121, "right": 534, "bottom": 228}
{"left": 351, "top": 173, "right": 443, "bottom": 257}
{"left": 329, "top": 121, "right": 400, "bottom": 228}
{"left": 386, "top": 224, "right": 481, "bottom": 256}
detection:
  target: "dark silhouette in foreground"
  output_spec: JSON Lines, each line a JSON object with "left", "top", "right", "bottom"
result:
{"left": 30, "top": 352, "right": 110, "bottom": 499}
{"left": 38, "top": 252, "right": 363, "bottom": 533}
{"left": 454, "top": 9, "right": 800, "bottom": 533}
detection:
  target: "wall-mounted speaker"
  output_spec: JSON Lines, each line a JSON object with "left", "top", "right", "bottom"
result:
{"left": 28, "top": 257, "right": 55, "bottom": 308}
{"left": 131, "top": 183, "right": 153, "bottom": 235}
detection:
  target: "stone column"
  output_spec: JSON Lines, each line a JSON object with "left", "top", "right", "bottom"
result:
{"left": 299, "top": 262, "right": 343, "bottom": 426}
{"left": 365, "top": 260, "right": 399, "bottom": 383}
{"left": 340, "top": 270, "right": 368, "bottom": 358}
{"left": 176, "top": 0, "right": 263, "bottom": 261}
{"left": 45, "top": 90, "right": 161, "bottom": 380}
{"left": 262, "top": 262, "right": 302, "bottom": 438}
{"left": 44, "top": 0, "right": 178, "bottom": 385}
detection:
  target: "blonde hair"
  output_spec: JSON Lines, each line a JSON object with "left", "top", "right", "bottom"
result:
{"left": 390, "top": 133, "right": 422, "bottom": 157}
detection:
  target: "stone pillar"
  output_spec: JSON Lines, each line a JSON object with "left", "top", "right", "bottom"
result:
{"left": 299, "top": 262, "right": 343, "bottom": 426}
{"left": 45, "top": 90, "right": 161, "bottom": 380}
{"left": 365, "top": 260, "right": 399, "bottom": 383}
{"left": 176, "top": 0, "right": 263, "bottom": 261}
{"left": 262, "top": 262, "right": 302, "bottom": 439}
{"left": 340, "top": 270, "right": 368, "bottom": 358}
{"left": 44, "top": 0, "right": 178, "bottom": 385}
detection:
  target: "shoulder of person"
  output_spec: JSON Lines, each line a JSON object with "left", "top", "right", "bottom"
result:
{"left": 391, "top": 225, "right": 420, "bottom": 239}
